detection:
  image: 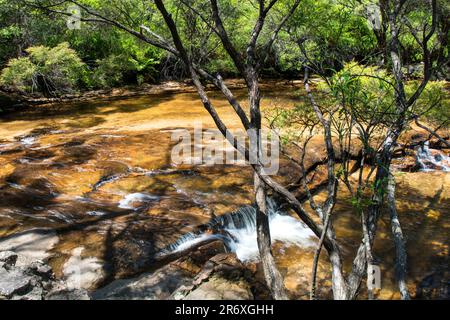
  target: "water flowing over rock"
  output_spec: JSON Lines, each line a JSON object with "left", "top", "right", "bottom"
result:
{"left": 160, "top": 199, "right": 315, "bottom": 262}
{"left": 416, "top": 142, "right": 450, "bottom": 172}
{"left": 0, "top": 86, "right": 448, "bottom": 300}
{"left": 118, "top": 192, "right": 160, "bottom": 209}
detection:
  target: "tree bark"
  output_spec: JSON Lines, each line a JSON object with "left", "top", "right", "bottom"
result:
{"left": 387, "top": 174, "right": 410, "bottom": 300}
{"left": 249, "top": 71, "right": 288, "bottom": 299}
{"left": 255, "top": 173, "right": 288, "bottom": 299}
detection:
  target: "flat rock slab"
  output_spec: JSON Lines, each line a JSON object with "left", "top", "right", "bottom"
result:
{"left": 184, "top": 275, "right": 253, "bottom": 300}
{"left": 0, "top": 229, "right": 59, "bottom": 266}
{"left": 92, "top": 264, "right": 193, "bottom": 300}
{"left": 0, "top": 268, "right": 32, "bottom": 297}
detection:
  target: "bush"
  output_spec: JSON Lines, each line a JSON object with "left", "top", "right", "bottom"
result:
{"left": 324, "top": 62, "right": 396, "bottom": 126}
{"left": 91, "top": 54, "right": 134, "bottom": 88}
{"left": 0, "top": 57, "right": 36, "bottom": 92}
{"left": 407, "top": 80, "right": 448, "bottom": 125}
{"left": 323, "top": 62, "right": 447, "bottom": 126}
{"left": 268, "top": 62, "right": 448, "bottom": 146}
{"left": 0, "top": 42, "right": 86, "bottom": 95}
{"left": 91, "top": 51, "right": 160, "bottom": 88}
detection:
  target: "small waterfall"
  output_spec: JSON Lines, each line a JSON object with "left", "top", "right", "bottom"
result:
{"left": 416, "top": 141, "right": 450, "bottom": 172}
{"left": 159, "top": 199, "right": 315, "bottom": 262}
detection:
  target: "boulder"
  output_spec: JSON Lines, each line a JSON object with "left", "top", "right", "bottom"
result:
{"left": 0, "top": 250, "right": 90, "bottom": 300}
{"left": 0, "top": 268, "right": 32, "bottom": 298}
{"left": 92, "top": 240, "right": 226, "bottom": 300}
{"left": 46, "top": 287, "right": 90, "bottom": 300}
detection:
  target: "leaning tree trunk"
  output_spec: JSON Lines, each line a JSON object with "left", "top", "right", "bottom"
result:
{"left": 387, "top": 174, "right": 410, "bottom": 299}
{"left": 249, "top": 74, "right": 288, "bottom": 300}
{"left": 254, "top": 173, "right": 287, "bottom": 299}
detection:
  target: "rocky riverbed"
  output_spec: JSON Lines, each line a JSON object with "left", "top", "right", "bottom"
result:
{"left": 0, "top": 239, "right": 270, "bottom": 300}
{"left": 0, "top": 83, "right": 448, "bottom": 300}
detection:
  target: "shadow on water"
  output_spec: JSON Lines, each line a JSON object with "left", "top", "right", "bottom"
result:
{"left": 0, "top": 94, "right": 177, "bottom": 123}
{"left": 0, "top": 85, "right": 447, "bottom": 298}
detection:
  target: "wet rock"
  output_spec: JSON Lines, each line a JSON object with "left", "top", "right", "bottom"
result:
{"left": 0, "top": 229, "right": 59, "bottom": 266}
{"left": 63, "top": 247, "right": 104, "bottom": 290}
{"left": 29, "top": 261, "right": 54, "bottom": 280}
{"left": 414, "top": 271, "right": 449, "bottom": 300}
{"left": 92, "top": 240, "right": 226, "bottom": 300}
{"left": 0, "top": 91, "right": 26, "bottom": 112}
{"left": 12, "top": 285, "right": 43, "bottom": 300}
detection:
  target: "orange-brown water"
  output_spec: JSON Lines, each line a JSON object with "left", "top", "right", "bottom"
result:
{"left": 0, "top": 84, "right": 448, "bottom": 299}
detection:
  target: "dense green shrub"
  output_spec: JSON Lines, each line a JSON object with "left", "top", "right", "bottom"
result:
{"left": 0, "top": 57, "right": 36, "bottom": 92}
{"left": 91, "top": 52, "right": 159, "bottom": 88}
{"left": 0, "top": 42, "right": 86, "bottom": 94}
{"left": 91, "top": 54, "right": 134, "bottom": 88}
{"left": 407, "top": 80, "right": 449, "bottom": 125}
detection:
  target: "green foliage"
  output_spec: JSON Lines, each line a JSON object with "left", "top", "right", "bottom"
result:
{"left": 91, "top": 54, "right": 135, "bottom": 88}
{"left": 323, "top": 62, "right": 447, "bottom": 126}
{"left": 325, "top": 61, "right": 396, "bottom": 126}
{"left": 0, "top": 42, "right": 86, "bottom": 94}
{"left": 0, "top": 0, "right": 447, "bottom": 96}
{"left": 280, "top": 0, "right": 377, "bottom": 73}
{"left": 0, "top": 39, "right": 162, "bottom": 93}
{"left": 91, "top": 48, "right": 160, "bottom": 88}
{"left": 406, "top": 80, "right": 449, "bottom": 125}
{"left": 0, "top": 57, "right": 36, "bottom": 92}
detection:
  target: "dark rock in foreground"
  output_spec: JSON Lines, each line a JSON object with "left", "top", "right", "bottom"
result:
{"left": 0, "top": 250, "right": 89, "bottom": 300}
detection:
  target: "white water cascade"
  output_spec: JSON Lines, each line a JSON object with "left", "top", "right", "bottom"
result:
{"left": 416, "top": 141, "right": 450, "bottom": 172}
{"left": 161, "top": 199, "right": 316, "bottom": 262}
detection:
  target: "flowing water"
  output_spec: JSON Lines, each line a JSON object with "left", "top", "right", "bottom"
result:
{"left": 416, "top": 141, "right": 450, "bottom": 172}
{"left": 159, "top": 198, "right": 315, "bottom": 262}
{"left": 0, "top": 82, "right": 448, "bottom": 299}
